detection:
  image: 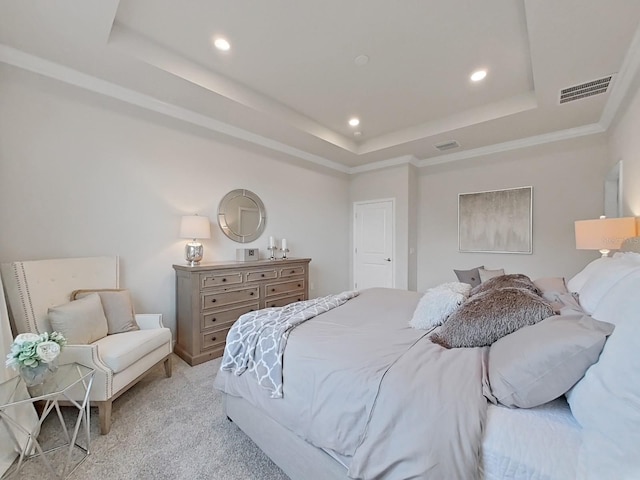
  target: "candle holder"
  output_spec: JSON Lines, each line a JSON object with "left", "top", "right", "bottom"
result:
{"left": 267, "top": 245, "right": 277, "bottom": 260}
{"left": 280, "top": 247, "right": 290, "bottom": 260}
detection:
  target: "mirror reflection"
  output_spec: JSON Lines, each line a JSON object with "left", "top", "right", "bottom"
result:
{"left": 218, "top": 189, "right": 266, "bottom": 243}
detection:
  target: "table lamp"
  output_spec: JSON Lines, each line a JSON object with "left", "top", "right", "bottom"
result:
{"left": 180, "top": 215, "right": 211, "bottom": 266}
{"left": 575, "top": 216, "right": 637, "bottom": 257}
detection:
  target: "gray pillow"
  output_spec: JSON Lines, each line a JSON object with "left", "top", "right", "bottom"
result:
{"left": 48, "top": 293, "right": 108, "bottom": 344}
{"left": 71, "top": 289, "right": 139, "bottom": 334}
{"left": 470, "top": 273, "right": 541, "bottom": 297}
{"left": 430, "top": 287, "right": 554, "bottom": 348}
{"left": 454, "top": 265, "right": 484, "bottom": 287}
{"left": 488, "top": 313, "right": 614, "bottom": 408}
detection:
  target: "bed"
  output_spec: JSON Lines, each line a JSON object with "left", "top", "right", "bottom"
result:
{"left": 214, "top": 237, "right": 640, "bottom": 479}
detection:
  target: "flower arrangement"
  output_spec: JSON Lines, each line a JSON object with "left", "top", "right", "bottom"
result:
{"left": 5, "top": 332, "right": 67, "bottom": 370}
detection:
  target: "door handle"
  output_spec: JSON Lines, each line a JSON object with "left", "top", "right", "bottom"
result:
{"left": 385, "top": 258, "right": 391, "bottom": 262}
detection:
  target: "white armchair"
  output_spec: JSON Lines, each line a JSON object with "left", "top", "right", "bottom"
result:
{"left": 0, "top": 256, "right": 172, "bottom": 434}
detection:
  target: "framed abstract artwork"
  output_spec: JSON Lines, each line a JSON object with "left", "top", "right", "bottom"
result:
{"left": 458, "top": 186, "right": 533, "bottom": 254}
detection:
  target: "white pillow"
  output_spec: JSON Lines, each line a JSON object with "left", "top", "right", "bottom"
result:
{"left": 566, "top": 272, "right": 640, "bottom": 478}
{"left": 409, "top": 283, "right": 470, "bottom": 330}
{"left": 478, "top": 268, "right": 505, "bottom": 283}
{"left": 566, "top": 257, "right": 612, "bottom": 294}
{"left": 612, "top": 251, "right": 640, "bottom": 263}
{"left": 433, "top": 282, "right": 471, "bottom": 296}
{"left": 577, "top": 262, "right": 640, "bottom": 314}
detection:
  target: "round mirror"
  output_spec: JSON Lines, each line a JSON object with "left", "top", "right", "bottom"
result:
{"left": 217, "top": 189, "right": 266, "bottom": 243}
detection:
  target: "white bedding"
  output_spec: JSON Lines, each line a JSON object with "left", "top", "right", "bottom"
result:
{"left": 324, "top": 397, "right": 582, "bottom": 479}
{"left": 483, "top": 397, "right": 581, "bottom": 480}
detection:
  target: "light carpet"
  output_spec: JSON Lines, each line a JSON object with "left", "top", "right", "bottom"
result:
{"left": 11, "top": 355, "right": 289, "bottom": 480}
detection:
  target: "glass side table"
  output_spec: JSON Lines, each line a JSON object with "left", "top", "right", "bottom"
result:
{"left": 0, "top": 362, "right": 94, "bottom": 479}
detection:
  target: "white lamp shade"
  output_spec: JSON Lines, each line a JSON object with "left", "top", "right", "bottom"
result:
{"left": 180, "top": 215, "right": 211, "bottom": 239}
{"left": 575, "top": 217, "right": 636, "bottom": 251}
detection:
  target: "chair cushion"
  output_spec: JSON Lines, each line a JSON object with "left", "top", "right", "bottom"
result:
{"left": 72, "top": 289, "right": 139, "bottom": 334}
{"left": 48, "top": 293, "right": 108, "bottom": 344}
{"left": 94, "top": 328, "right": 171, "bottom": 373}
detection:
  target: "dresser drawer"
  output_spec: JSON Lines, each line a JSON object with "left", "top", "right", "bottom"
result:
{"left": 280, "top": 266, "right": 305, "bottom": 278}
{"left": 246, "top": 269, "right": 278, "bottom": 282}
{"left": 202, "top": 287, "right": 259, "bottom": 309}
{"left": 201, "top": 303, "right": 258, "bottom": 330}
{"left": 266, "top": 294, "right": 306, "bottom": 308}
{"left": 201, "top": 272, "right": 243, "bottom": 289}
{"left": 202, "top": 328, "right": 229, "bottom": 351}
{"left": 265, "top": 280, "right": 305, "bottom": 297}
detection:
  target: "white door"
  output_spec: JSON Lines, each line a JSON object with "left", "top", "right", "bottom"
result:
{"left": 354, "top": 200, "right": 394, "bottom": 290}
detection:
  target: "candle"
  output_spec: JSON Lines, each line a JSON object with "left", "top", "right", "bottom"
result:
{"left": 269, "top": 236, "right": 275, "bottom": 248}
{"left": 282, "top": 238, "right": 287, "bottom": 250}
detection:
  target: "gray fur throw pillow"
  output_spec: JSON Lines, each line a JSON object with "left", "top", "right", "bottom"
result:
{"left": 470, "top": 273, "right": 541, "bottom": 297}
{"left": 430, "top": 287, "right": 554, "bottom": 348}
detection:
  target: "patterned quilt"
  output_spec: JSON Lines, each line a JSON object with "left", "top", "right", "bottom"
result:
{"left": 220, "top": 290, "right": 359, "bottom": 398}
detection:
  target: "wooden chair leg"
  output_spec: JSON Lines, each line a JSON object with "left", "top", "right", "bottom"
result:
{"left": 164, "top": 356, "right": 172, "bottom": 378}
{"left": 98, "top": 400, "right": 113, "bottom": 435}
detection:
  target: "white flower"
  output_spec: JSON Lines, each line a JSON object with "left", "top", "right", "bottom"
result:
{"left": 36, "top": 341, "right": 60, "bottom": 363}
{"left": 13, "top": 333, "right": 40, "bottom": 345}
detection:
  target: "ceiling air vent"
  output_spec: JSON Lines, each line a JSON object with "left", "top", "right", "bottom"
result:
{"left": 434, "top": 140, "right": 460, "bottom": 152}
{"left": 559, "top": 75, "right": 613, "bottom": 104}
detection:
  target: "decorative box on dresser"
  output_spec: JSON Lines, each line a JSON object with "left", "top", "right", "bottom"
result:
{"left": 173, "top": 258, "right": 311, "bottom": 366}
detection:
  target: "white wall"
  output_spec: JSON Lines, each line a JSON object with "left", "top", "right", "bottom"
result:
{"left": 0, "top": 65, "right": 350, "bottom": 335}
{"left": 416, "top": 135, "right": 610, "bottom": 291}
{"left": 608, "top": 78, "right": 640, "bottom": 217}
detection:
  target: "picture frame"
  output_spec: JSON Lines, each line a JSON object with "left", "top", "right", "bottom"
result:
{"left": 458, "top": 186, "right": 533, "bottom": 254}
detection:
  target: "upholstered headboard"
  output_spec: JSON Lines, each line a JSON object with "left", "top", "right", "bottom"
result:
{"left": 620, "top": 236, "right": 640, "bottom": 253}
{"left": 0, "top": 256, "right": 119, "bottom": 335}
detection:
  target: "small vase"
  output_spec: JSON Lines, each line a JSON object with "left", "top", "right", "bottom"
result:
{"left": 19, "top": 358, "right": 58, "bottom": 387}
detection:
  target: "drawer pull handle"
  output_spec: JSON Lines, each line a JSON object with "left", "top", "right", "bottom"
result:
{"left": 222, "top": 278, "right": 227, "bottom": 282}
{"left": 298, "top": 284, "right": 301, "bottom": 287}
{"left": 211, "top": 299, "right": 217, "bottom": 303}
{"left": 212, "top": 318, "right": 217, "bottom": 322}
{"left": 211, "top": 336, "right": 216, "bottom": 341}
{"left": 291, "top": 270, "right": 295, "bottom": 274}
{"left": 261, "top": 274, "right": 265, "bottom": 277}
{"left": 250, "top": 291, "right": 254, "bottom": 296}
{"left": 271, "top": 288, "right": 276, "bottom": 292}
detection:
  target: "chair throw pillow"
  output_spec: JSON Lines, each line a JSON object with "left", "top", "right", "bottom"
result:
{"left": 409, "top": 282, "right": 471, "bottom": 330}
{"left": 48, "top": 293, "right": 108, "bottom": 344}
{"left": 430, "top": 287, "right": 554, "bottom": 348}
{"left": 453, "top": 266, "right": 484, "bottom": 287}
{"left": 488, "top": 313, "right": 614, "bottom": 408}
{"left": 71, "top": 289, "right": 139, "bottom": 334}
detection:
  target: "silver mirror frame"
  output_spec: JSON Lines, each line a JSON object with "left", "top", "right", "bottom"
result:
{"left": 217, "top": 189, "right": 266, "bottom": 243}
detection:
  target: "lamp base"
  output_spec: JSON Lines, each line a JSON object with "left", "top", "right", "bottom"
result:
{"left": 185, "top": 241, "right": 203, "bottom": 266}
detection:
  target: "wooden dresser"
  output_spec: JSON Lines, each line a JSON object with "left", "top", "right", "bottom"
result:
{"left": 173, "top": 258, "right": 311, "bottom": 366}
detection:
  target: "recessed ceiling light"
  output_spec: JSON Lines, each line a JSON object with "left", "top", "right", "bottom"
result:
{"left": 348, "top": 117, "right": 360, "bottom": 127}
{"left": 354, "top": 55, "right": 369, "bottom": 67}
{"left": 470, "top": 69, "right": 487, "bottom": 82}
{"left": 213, "top": 37, "right": 231, "bottom": 51}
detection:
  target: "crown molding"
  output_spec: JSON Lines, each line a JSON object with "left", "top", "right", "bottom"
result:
{"left": 600, "top": 24, "right": 640, "bottom": 129}
{"left": 348, "top": 155, "right": 419, "bottom": 174}
{"left": 416, "top": 123, "right": 606, "bottom": 168}
{"left": 0, "top": 44, "right": 626, "bottom": 176}
{"left": 0, "top": 44, "right": 351, "bottom": 174}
